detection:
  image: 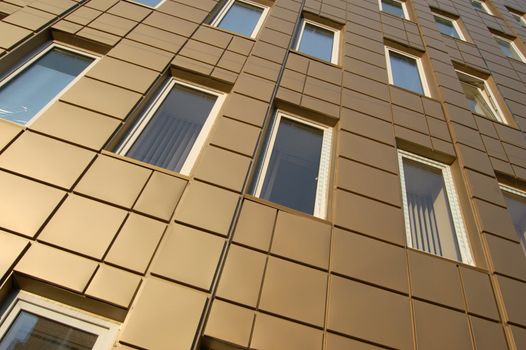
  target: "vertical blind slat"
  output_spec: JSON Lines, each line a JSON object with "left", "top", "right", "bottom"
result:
{"left": 408, "top": 193, "right": 442, "bottom": 255}
{"left": 125, "top": 84, "right": 217, "bottom": 173}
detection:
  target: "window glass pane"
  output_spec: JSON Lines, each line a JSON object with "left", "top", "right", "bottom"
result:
{"left": 457, "top": 74, "right": 497, "bottom": 120}
{"left": 218, "top": 1, "right": 263, "bottom": 37}
{"left": 123, "top": 84, "right": 217, "bottom": 172}
{"left": 298, "top": 23, "right": 334, "bottom": 62}
{"left": 260, "top": 118, "right": 324, "bottom": 215}
{"left": 130, "top": 0, "right": 162, "bottom": 7}
{"left": 459, "top": 82, "right": 494, "bottom": 118}
{"left": 511, "top": 12, "right": 522, "bottom": 23}
{"left": 389, "top": 51, "right": 424, "bottom": 94}
{"left": 434, "top": 15, "right": 460, "bottom": 39}
{"left": 0, "top": 47, "right": 93, "bottom": 125}
{"left": 471, "top": 0, "right": 487, "bottom": 12}
{"left": 0, "top": 310, "right": 98, "bottom": 350}
{"left": 503, "top": 192, "right": 526, "bottom": 253}
{"left": 402, "top": 158, "right": 462, "bottom": 261}
{"left": 494, "top": 36, "right": 523, "bottom": 61}
{"left": 381, "top": 0, "right": 405, "bottom": 18}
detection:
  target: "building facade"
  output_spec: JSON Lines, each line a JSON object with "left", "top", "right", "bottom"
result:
{"left": 0, "top": 0, "right": 525, "bottom": 348}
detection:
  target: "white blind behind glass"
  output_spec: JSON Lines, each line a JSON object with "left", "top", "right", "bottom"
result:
{"left": 403, "top": 158, "right": 462, "bottom": 261}
{"left": 125, "top": 84, "right": 216, "bottom": 172}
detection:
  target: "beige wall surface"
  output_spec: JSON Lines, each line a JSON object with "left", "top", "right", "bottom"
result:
{"left": 0, "top": 0, "right": 525, "bottom": 349}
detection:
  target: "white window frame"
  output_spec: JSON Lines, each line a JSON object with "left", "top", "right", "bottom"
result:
{"left": 500, "top": 184, "right": 526, "bottom": 198}
{"left": 295, "top": 19, "right": 340, "bottom": 64}
{"left": 432, "top": 12, "right": 466, "bottom": 41}
{"left": 398, "top": 150, "right": 474, "bottom": 265}
{"left": 493, "top": 34, "right": 526, "bottom": 62}
{"left": 253, "top": 111, "right": 332, "bottom": 219}
{"left": 0, "top": 291, "right": 119, "bottom": 349}
{"left": 116, "top": 78, "right": 226, "bottom": 176}
{"left": 456, "top": 70, "right": 507, "bottom": 124}
{"left": 471, "top": 0, "right": 492, "bottom": 15}
{"left": 211, "top": 0, "right": 269, "bottom": 38}
{"left": 384, "top": 46, "right": 431, "bottom": 96}
{"left": 378, "top": 0, "right": 409, "bottom": 20}
{"left": 0, "top": 42, "right": 99, "bottom": 126}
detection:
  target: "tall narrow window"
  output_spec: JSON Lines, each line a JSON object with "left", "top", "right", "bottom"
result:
{"left": 398, "top": 151, "right": 473, "bottom": 264}
{"left": 0, "top": 44, "right": 96, "bottom": 125}
{"left": 456, "top": 71, "right": 505, "bottom": 123}
{"left": 432, "top": 12, "right": 465, "bottom": 40}
{"left": 385, "top": 47, "right": 429, "bottom": 96}
{"left": 254, "top": 112, "right": 332, "bottom": 218}
{"left": 211, "top": 0, "right": 268, "bottom": 38}
{"left": 493, "top": 34, "right": 526, "bottom": 62}
{"left": 0, "top": 291, "right": 118, "bottom": 349}
{"left": 116, "top": 79, "right": 225, "bottom": 175}
{"left": 379, "top": 0, "right": 408, "bottom": 19}
{"left": 471, "top": 0, "right": 492, "bottom": 14}
{"left": 500, "top": 184, "right": 526, "bottom": 254}
{"left": 295, "top": 19, "right": 340, "bottom": 64}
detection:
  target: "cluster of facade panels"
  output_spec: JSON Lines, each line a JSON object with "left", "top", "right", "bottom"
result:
{"left": 0, "top": 0, "right": 525, "bottom": 348}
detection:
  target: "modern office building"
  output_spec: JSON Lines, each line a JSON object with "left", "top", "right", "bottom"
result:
{"left": 0, "top": 0, "right": 525, "bottom": 348}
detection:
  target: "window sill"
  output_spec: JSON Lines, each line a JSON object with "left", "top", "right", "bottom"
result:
{"left": 406, "top": 247, "right": 478, "bottom": 268}
{"left": 504, "top": 55, "right": 526, "bottom": 65}
{"left": 243, "top": 193, "right": 331, "bottom": 224}
{"left": 101, "top": 149, "right": 191, "bottom": 182}
{"left": 379, "top": 10, "right": 413, "bottom": 23}
{"left": 202, "top": 24, "right": 258, "bottom": 42}
{"left": 0, "top": 115, "right": 26, "bottom": 130}
{"left": 470, "top": 110, "right": 509, "bottom": 125}
{"left": 473, "top": 9, "right": 498, "bottom": 18}
{"left": 388, "top": 83, "right": 432, "bottom": 99}
{"left": 289, "top": 49, "right": 341, "bottom": 68}
{"left": 471, "top": 111, "right": 522, "bottom": 131}
{"left": 439, "top": 33, "right": 471, "bottom": 44}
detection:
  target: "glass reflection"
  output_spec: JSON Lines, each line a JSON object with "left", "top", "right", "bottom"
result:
{"left": 503, "top": 191, "right": 526, "bottom": 254}
{"left": 511, "top": 12, "right": 526, "bottom": 27}
{"left": 434, "top": 15, "right": 460, "bottom": 39}
{"left": 218, "top": 1, "right": 263, "bottom": 37}
{"left": 382, "top": 0, "right": 405, "bottom": 18}
{"left": 471, "top": 0, "right": 487, "bottom": 13}
{"left": 260, "top": 118, "right": 323, "bottom": 215}
{"left": 0, "top": 311, "right": 97, "bottom": 350}
{"left": 130, "top": 0, "right": 163, "bottom": 7}
{"left": 0, "top": 47, "right": 93, "bottom": 125}
{"left": 298, "top": 23, "right": 334, "bottom": 62}
{"left": 457, "top": 73, "right": 497, "bottom": 120}
{"left": 389, "top": 51, "right": 424, "bottom": 94}
{"left": 494, "top": 36, "right": 523, "bottom": 61}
